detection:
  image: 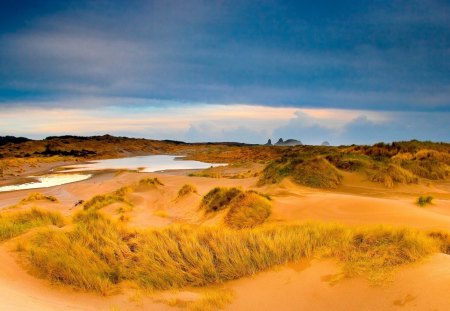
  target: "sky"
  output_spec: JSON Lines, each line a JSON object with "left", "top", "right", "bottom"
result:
{"left": 0, "top": 0, "right": 449, "bottom": 145}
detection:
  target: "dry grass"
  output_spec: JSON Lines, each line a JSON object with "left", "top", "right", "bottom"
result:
{"left": 83, "top": 178, "right": 164, "bottom": 211}
{"left": 83, "top": 186, "right": 133, "bottom": 211}
{"left": 200, "top": 187, "right": 243, "bottom": 213}
{"left": 369, "top": 164, "right": 418, "bottom": 188}
{"left": 0, "top": 208, "right": 65, "bottom": 241}
{"left": 224, "top": 192, "right": 272, "bottom": 229}
{"left": 20, "top": 192, "right": 58, "bottom": 204}
{"left": 259, "top": 156, "right": 343, "bottom": 189}
{"left": 177, "top": 184, "right": 198, "bottom": 198}
{"left": 15, "top": 210, "right": 448, "bottom": 294}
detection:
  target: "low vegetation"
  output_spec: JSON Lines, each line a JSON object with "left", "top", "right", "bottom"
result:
{"left": 0, "top": 208, "right": 65, "bottom": 241}
{"left": 224, "top": 191, "right": 272, "bottom": 229}
{"left": 20, "top": 192, "right": 58, "bottom": 203}
{"left": 417, "top": 195, "right": 433, "bottom": 207}
{"left": 83, "top": 186, "right": 133, "bottom": 211}
{"left": 259, "top": 156, "right": 343, "bottom": 189}
{"left": 15, "top": 210, "right": 449, "bottom": 294}
{"left": 368, "top": 164, "right": 418, "bottom": 188}
{"left": 200, "top": 187, "right": 243, "bottom": 212}
{"left": 137, "top": 177, "right": 164, "bottom": 187}
{"left": 83, "top": 177, "right": 164, "bottom": 211}
{"left": 177, "top": 184, "right": 198, "bottom": 198}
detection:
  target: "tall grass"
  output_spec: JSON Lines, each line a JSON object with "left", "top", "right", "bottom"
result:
{"left": 17, "top": 210, "right": 447, "bottom": 294}
{"left": 0, "top": 208, "right": 65, "bottom": 241}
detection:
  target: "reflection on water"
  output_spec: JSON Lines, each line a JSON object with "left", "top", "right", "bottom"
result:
{"left": 0, "top": 174, "right": 92, "bottom": 192}
{"left": 62, "top": 155, "right": 225, "bottom": 172}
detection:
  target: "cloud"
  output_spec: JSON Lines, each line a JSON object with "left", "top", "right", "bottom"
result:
{"left": 0, "top": 1, "right": 449, "bottom": 111}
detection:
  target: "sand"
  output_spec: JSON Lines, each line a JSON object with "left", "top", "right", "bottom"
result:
{"left": 0, "top": 165, "right": 449, "bottom": 310}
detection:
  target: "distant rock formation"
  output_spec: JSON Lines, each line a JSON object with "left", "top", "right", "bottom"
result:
{"left": 321, "top": 141, "right": 330, "bottom": 146}
{"left": 274, "top": 138, "right": 302, "bottom": 146}
{"left": 265, "top": 139, "right": 272, "bottom": 146}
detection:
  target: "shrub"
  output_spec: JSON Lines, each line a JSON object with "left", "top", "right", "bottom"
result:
{"left": 417, "top": 195, "right": 433, "bottom": 207}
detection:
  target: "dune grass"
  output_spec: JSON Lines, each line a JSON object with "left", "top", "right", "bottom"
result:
{"left": 259, "top": 156, "right": 343, "bottom": 188}
{"left": 16, "top": 209, "right": 448, "bottom": 294}
{"left": 137, "top": 177, "right": 164, "bottom": 187}
{"left": 200, "top": 187, "right": 272, "bottom": 228}
{"left": 20, "top": 192, "right": 59, "bottom": 204}
{"left": 224, "top": 192, "right": 272, "bottom": 229}
{"left": 200, "top": 187, "right": 243, "bottom": 212}
{"left": 0, "top": 208, "right": 65, "bottom": 242}
{"left": 177, "top": 184, "right": 198, "bottom": 198}
{"left": 83, "top": 186, "right": 133, "bottom": 211}
{"left": 83, "top": 177, "right": 164, "bottom": 211}
{"left": 369, "top": 164, "right": 418, "bottom": 188}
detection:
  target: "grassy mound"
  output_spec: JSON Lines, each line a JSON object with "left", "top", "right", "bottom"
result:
{"left": 369, "top": 164, "right": 418, "bottom": 188}
{"left": 21, "top": 192, "right": 59, "bottom": 203}
{"left": 177, "top": 184, "right": 198, "bottom": 198}
{"left": 224, "top": 192, "right": 272, "bottom": 229}
{"left": 200, "top": 187, "right": 243, "bottom": 212}
{"left": 259, "top": 156, "right": 343, "bottom": 189}
{"left": 83, "top": 178, "right": 165, "bottom": 211}
{"left": 83, "top": 186, "right": 133, "bottom": 210}
{"left": 0, "top": 208, "right": 64, "bottom": 241}
{"left": 17, "top": 210, "right": 448, "bottom": 293}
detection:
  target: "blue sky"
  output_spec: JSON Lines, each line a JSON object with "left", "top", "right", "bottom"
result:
{"left": 0, "top": 0, "right": 449, "bottom": 144}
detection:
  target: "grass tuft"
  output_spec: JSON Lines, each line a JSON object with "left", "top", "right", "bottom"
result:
{"left": 177, "top": 184, "right": 198, "bottom": 198}
{"left": 224, "top": 192, "right": 272, "bottom": 229}
{"left": 200, "top": 187, "right": 243, "bottom": 212}
{"left": 417, "top": 195, "right": 433, "bottom": 207}
{"left": 21, "top": 192, "right": 59, "bottom": 203}
{"left": 0, "top": 208, "right": 65, "bottom": 241}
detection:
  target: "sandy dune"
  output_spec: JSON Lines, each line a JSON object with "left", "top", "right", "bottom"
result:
{"left": 0, "top": 168, "right": 449, "bottom": 310}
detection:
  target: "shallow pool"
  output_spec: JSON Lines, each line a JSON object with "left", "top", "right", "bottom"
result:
{"left": 61, "top": 155, "right": 225, "bottom": 172}
{"left": 0, "top": 174, "right": 92, "bottom": 192}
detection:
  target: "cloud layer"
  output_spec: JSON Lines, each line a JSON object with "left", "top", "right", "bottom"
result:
{"left": 0, "top": 1, "right": 449, "bottom": 143}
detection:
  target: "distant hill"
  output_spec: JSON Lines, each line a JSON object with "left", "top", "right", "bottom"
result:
{"left": 0, "top": 136, "right": 31, "bottom": 146}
